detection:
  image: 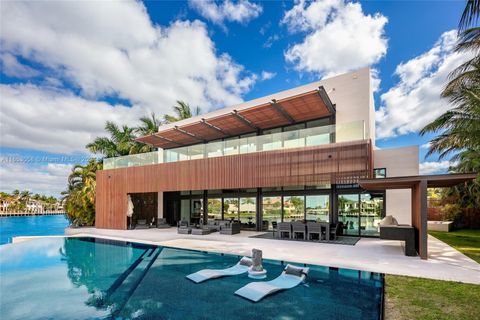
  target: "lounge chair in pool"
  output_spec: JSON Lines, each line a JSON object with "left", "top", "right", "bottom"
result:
{"left": 186, "top": 256, "right": 253, "bottom": 283}
{"left": 234, "top": 264, "right": 309, "bottom": 302}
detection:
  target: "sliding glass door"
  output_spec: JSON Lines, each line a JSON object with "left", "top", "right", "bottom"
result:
{"left": 338, "top": 194, "right": 360, "bottom": 236}
{"left": 239, "top": 197, "right": 256, "bottom": 229}
{"left": 338, "top": 193, "right": 384, "bottom": 236}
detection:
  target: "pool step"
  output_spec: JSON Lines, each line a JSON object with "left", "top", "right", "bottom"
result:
{"left": 104, "top": 247, "right": 162, "bottom": 315}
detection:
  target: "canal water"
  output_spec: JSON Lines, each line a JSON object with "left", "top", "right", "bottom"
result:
{"left": 0, "top": 215, "right": 69, "bottom": 245}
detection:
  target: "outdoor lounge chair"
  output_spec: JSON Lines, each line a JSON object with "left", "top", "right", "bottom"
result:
{"left": 177, "top": 220, "right": 191, "bottom": 234}
{"left": 234, "top": 264, "right": 309, "bottom": 302}
{"left": 186, "top": 257, "right": 253, "bottom": 283}
{"left": 291, "top": 222, "right": 306, "bottom": 240}
{"left": 135, "top": 219, "right": 149, "bottom": 229}
{"left": 156, "top": 218, "right": 170, "bottom": 229}
{"left": 278, "top": 222, "right": 292, "bottom": 239}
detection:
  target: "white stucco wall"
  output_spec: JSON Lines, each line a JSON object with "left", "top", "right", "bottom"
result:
{"left": 374, "top": 146, "right": 419, "bottom": 224}
{"left": 319, "top": 67, "right": 375, "bottom": 145}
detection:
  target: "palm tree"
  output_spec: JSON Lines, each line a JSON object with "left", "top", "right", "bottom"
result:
{"left": 86, "top": 122, "right": 137, "bottom": 158}
{"left": 133, "top": 112, "right": 162, "bottom": 153}
{"left": 421, "top": 1, "right": 480, "bottom": 159}
{"left": 63, "top": 159, "right": 102, "bottom": 226}
{"left": 460, "top": 0, "right": 480, "bottom": 31}
{"left": 420, "top": 81, "right": 480, "bottom": 159}
{"left": 164, "top": 101, "right": 201, "bottom": 123}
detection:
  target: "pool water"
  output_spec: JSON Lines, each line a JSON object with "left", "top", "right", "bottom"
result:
{"left": 0, "top": 237, "right": 383, "bottom": 320}
{"left": 0, "top": 215, "right": 70, "bottom": 244}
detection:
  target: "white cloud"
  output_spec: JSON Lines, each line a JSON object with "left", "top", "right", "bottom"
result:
{"left": 189, "top": 0, "right": 262, "bottom": 26}
{"left": 419, "top": 160, "right": 454, "bottom": 175}
{"left": 0, "top": 84, "right": 143, "bottom": 154}
{"left": 376, "top": 30, "right": 471, "bottom": 139}
{"left": 0, "top": 162, "right": 73, "bottom": 197}
{"left": 282, "top": 0, "right": 388, "bottom": 77}
{"left": 0, "top": 0, "right": 259, "bottom": 153}
{"left": 0, "top": 53, "right": 39, "bottom": 78}
{"left": 421, "top": 142, "right": 431, "bottom": 149}
{"left": 261, "top": 71, "right": 276, "bottom": 80}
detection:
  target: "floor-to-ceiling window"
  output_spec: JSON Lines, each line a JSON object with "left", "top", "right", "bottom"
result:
{"left": 223, "top": 198, "right": 239, "bottom": 221}
{"left": 191, "top": 199, "right": 203, "bottom": 225}
{"left": 262, "top": 196, "right": 282, "bottom": 230}
{"left": 306, "top": 195, "right": 330, "bottom": 222}
{"left": 360, "top": 193, "right": 384, "bottom": 236}
{"left": 337, "top": 192, "right": 384, "bottom": 236}
{"left": 180, "top": 199, "right": 190, "bottom": 223}
{"left": 338, "top": 194, "right": 361, "bottom": 236}
{"left": 283, "top": 196, "right": 305, "bottom": 222}
{"left": 207, "top": 198, "right": 222, "bottom": 220}
{"left": 239, "top": 197, "right": 256, "bottom": 229}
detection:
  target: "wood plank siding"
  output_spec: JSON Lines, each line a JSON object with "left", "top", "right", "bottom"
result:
{"left": 96, "top": 140, "right": 373, "bottom": 229}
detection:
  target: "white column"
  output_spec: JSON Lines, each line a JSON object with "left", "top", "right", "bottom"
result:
{"left": 157, "top": 192, "right": 164, "bottom": 219}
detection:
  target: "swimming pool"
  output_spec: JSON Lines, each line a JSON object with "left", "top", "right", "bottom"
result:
{"left": 0, "top": 237, "right": 383, "bottom": 319}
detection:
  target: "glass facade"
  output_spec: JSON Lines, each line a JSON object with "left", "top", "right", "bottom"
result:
{"left": 283, "top": 196, "right": 305, "bottom": 222}
{"left": 337, "top": 193, "right": 385, "bottom": 236}
{"left": 262, "top": 196, "right": 282, "bottom": 230}
{"left": 306, "top": 195, "right": 330, "bottom": 222}
{"left": 207, "top": 198, "right": 222, "bottom": 220}
{"left": 338, "top": 194, "right": 361, "bottom": 236}
{"left": 239, "top": 197, "right": 256, "bottom": 230}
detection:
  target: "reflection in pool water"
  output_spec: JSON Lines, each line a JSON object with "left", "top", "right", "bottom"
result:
{"left": 0, "top": 237, "right": 383, "bottom": 319}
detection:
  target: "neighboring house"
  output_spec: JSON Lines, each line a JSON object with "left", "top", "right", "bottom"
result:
{"left": 0, "top": 198, "right": 13, "bottom": 212}
{"left": 26, "top": 200, "right": 44, "bottom": 213}
{"left": 96, "top": 67, "right": 475, "bottom": 258}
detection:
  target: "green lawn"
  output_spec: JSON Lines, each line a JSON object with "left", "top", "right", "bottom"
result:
{"left": 429, "top": 229, "right": 480, "bottom": 263}
{"left": 385, "top": 275, "right": 480, "bottom": 320}
{"left": 385, "top": 229, "right": 480, "bottom": 319}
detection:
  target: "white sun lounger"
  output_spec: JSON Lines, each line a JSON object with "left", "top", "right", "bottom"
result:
{"left": 234, "top": 264, "right": 309, "bottom": 302}
{"left": 186, "top": 257, "right": 253, "bottom": 283}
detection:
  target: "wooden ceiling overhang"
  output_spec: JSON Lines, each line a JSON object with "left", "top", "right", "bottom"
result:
{"left": 136, "top": 87, "right": 335, "bottom": 149}
{"left": 358, "top": 173, "right": 477, "bottom": 190}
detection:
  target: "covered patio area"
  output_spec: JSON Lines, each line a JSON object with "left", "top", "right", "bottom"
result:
{"left": 359, "top": 173, "right": 477, "bottom": 259}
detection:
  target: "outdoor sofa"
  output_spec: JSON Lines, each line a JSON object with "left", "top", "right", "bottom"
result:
{"left": 220, "top": 220, "right": 241, "bottom": 235}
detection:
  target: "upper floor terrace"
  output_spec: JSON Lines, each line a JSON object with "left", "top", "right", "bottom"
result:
{"left": 103, "top": 119, "right": 366, "bottom": 170}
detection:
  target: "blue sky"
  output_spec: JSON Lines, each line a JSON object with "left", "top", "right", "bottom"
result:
{"left": 0, "top": 0, "right": 469, "bottom": 196}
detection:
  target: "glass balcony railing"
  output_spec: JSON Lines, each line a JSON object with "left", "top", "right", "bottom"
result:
{"left": 103, "top": 120, "right": 365, "bottom": 169}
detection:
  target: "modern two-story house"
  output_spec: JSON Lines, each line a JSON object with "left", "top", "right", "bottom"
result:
{"left": 96, "top": 67, "right": 422, "bottom": 236}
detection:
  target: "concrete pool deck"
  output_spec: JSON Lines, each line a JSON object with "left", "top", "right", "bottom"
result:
{"left": 62, "top": 227, "right": 480, "bottom": 285}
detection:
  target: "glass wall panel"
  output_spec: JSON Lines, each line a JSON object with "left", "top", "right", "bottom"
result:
{"left": 306, "top": 195, "right": 329, "bottom": 222}
{"left": 239, "top": 197, "right": 256, "bottom": 230}
{"left": 223, "top": 198, "right": 239, "bottom": 221}
{"left": 206, "top": 141, "right": 223, "bottom": 158}
{"left": 338, "top": 194, "right": 360, "bottom": 236}
{"left": 207, "top": 198, "right": 222, "bottom": 221}
{"left": 189, "top": 144, "right": 204, "bottom": 160}
{"left": 224, "top": 138, "right": 239, "bottom": 156}
{"left": 360, "top": 193, "right": 384, "bottom": 236}
{"left": 283, "top": 196, "right": 305, "bottom": 222}
{"left": 262, "top": 196, "right": 282, "bottom": 230}
{"left": 191, "top": 199, "right": 203, "bottom": 225}
{"left": 180, "top": 199, "right": 190, "bottom": 222}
